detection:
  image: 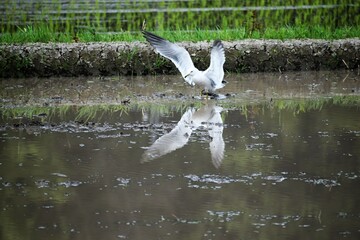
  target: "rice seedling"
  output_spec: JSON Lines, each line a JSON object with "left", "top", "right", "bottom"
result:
{"left": 1, "top": 24, "right": 360, "bottom": 44}
{"left": 0, "top": 0, "right": 358, "bottom": 43}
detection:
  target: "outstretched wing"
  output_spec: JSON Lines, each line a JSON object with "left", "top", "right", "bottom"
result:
{"left": 204, "top": 40, "right": 226, "bottom": 89}
{"left": 142, "top": 108, "right": 194, "bottom": 162}
{"left": 142, "top": 31, "right": 196, "bottom": 84}
{"left": 191, "top": 103, "right": 225, "bottom": 168}
{"left": 207, "top": 106, "right": 225, "bottom": 168}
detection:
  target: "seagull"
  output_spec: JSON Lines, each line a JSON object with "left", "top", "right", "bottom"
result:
{"left": 142, "top": 31, "right": 226, "bottom": 96}
{"left": 142, "top": 103, "right": 225, "bottom": 168}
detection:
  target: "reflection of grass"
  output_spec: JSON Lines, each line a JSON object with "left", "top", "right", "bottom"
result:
{"left": 140, "top": 100, "right": 202, "bottom": 112}
{"left": 1, "top": 96, "right": 359, "bottom": 122}
{"left": 75, "top": 104, "right": 129, "bottom": 122}
{"left": 271, "top": 96, "right": 360, "bottom": 114}
{"left": 0, "top": 105, "right": 74, "bottom": 123}
{"left": 1, "top": 106, "right": 52, "bottom": 119}
{"left": 0, "top": 104, "right": 130, "bottom": 123}
{"left": 1, "top": 25, "right": 360, "bottom": 43}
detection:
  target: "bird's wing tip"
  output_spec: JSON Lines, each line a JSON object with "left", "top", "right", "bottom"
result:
{"left": 142, "top": 30, "right": 168, "bottom": 44}
{"left": 213, "top": 39, "right": 223, "bottom": 46}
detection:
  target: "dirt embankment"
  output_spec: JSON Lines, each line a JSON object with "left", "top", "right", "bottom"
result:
{"left": 0, "top": 39, "right": 359, "bottom": 77}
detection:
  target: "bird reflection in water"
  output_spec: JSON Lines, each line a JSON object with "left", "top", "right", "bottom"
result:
{"left": 142, "top": 103, "right": 225, "bottom": 168}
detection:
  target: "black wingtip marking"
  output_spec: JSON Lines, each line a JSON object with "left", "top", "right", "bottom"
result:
{"left": 142, "top": 30, "right": 167, "bottom": 45}
{"left": 213, "top": 39, "right": 223, "bottom": 48}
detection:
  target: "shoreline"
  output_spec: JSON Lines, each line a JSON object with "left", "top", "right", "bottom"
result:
{"left": 1, "top": 38, "right": 359, "bottom": 78}
{"left": 1, "top": 71, "right": 359, "bottom": 108}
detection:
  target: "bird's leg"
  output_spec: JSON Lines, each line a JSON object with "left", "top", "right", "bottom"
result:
{"left": 201, "top": 89, "right": 209, "bottom": 100}
{"left": 210, "top": 92, "right": 219, "bottom": 99}
{"left": 201, "top": 90, "right": 219, "bottom": 100}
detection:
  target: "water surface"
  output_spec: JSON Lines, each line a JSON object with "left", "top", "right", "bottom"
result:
{"left": 1, "top": 71, "right": 360, "bottom": 240}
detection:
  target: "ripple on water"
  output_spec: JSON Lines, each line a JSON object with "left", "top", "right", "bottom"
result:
{"left": 185, "top": 174, "right": 245, "bottom": 189}
{"left": 182, "top": 171, "right": 353, "bottom": 189}
{"left": 206, "top": 210, "right": 242, "bottom": 222}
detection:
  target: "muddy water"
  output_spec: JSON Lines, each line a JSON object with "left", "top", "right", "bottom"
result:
{"left": 1, "top": 71, "right": 360, "bottom": 239}
{"left": 1, "top": 70, "right": 359, "bottom": 106}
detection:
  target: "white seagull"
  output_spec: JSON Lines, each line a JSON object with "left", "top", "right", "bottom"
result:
{"left": 142, "top": 31, "right": 226, "bottom": 95}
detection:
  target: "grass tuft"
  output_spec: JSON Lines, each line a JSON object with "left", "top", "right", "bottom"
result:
{"left": 1, "top": 25, "right": 359, "bottom": 44}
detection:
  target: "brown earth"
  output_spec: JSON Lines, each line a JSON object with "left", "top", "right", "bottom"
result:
{"left": 0, "top": 39, "right": 359, "bottom": 78}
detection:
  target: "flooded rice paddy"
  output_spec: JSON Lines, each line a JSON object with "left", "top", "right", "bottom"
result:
{"left": 2, "top": 0, "right": 358, "bottom": 32}
{"left": 1, "top": 71, "right": 360, "bottom": 239}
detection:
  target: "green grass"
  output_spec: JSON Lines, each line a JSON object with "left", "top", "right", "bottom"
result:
{"left": 1, "top": 25, "right": 359, "bottom": 44}
{"left": 2, "top": 0, "right": 358, "bottom": 44}
{"left": 2, "top": 96, "right": 359, "bottom": 123}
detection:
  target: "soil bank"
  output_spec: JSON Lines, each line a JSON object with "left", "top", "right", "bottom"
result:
{"left": 0, "top": 39, "right": 359, "bottom": 78}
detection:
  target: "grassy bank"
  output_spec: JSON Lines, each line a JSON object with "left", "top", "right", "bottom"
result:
{"left": 1, "top": 25, "right": 360, "bottom": 44}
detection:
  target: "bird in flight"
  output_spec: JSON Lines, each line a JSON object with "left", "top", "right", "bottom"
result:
{"left": 142, "top": 31, "right": 226, "bottom": 97}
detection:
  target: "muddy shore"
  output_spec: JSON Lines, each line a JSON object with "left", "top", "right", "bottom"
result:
{"left": 0, "top": 39, "right": 359, "bottom": 78}
{"left": 1, "top": 71, "right": 359, "bottom": 108}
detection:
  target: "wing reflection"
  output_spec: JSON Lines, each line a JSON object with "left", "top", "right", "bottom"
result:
{"left": 142, "top": 103, "right": 225, "bottom": 168}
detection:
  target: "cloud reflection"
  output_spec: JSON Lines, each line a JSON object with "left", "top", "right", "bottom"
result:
{"left": 142, "top": 103, "right": 225, "bottom": 168}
